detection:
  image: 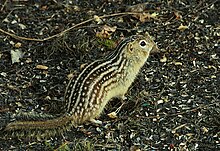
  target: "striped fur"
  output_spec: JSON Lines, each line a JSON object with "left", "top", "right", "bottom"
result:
{"left": 64, "top": 34, "right": 156, "bottom": 124}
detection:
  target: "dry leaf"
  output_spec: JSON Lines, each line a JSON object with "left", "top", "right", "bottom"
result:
{"left": 67, "top": 71, "right": 78, "bottom": 80}
{"left": 14, "top": 42, "right": 22, "bottom": 48}
{"left": 138, "top": 13, "right": 151, "bottom": 22}
{"left": 96, "top": 25, "right": 117, "bottom": 38}
{"left": 174, "top": 11, "right": 182, "bottom": 20}
{"left": 80, "top": 63, "right": 88, "bottom": 70}
{"left": 36, "top": 65, "right": 48, "bottom": 70}
{"left": 126, "top": 2, "right": 157, "bottom": 13}
{"left": 177, "top": 24, "right": 188, "bottom": 30}
{"left": 133, "top": 12, "right": 158, "bottom": 23}
{"left": 126, "top": 3, "right": 147, "bottom": 12}
{"left": 151, "top": 12, "right": 159, "bottom": 18}
{"left": 126, "top": 3, "right": 159, "bottom": 22}
{"left": 25, "top": 58, "right": 32, "bottom": 63}
{"left": 103, "top": 25, "right": 117, "bottom": 32}
{"left": 67, "top": 73, "right": 74, "bottom": 79}
{"left": 10, "top": 49, "right": 24, "bottom": 64}
{"left": 40, "top": 5, "right": 48, "bottom": 11}
{"left": 107, "top": 111, "right": 117, "bottom": 119}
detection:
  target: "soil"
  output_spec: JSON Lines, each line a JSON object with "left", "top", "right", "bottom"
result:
{"left": 0, "top": 0, "right": 219, "bottom": 150}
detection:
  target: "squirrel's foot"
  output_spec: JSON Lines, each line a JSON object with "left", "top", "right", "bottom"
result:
{"left": 121, "top": 95, "right": 127, "bottom": 100}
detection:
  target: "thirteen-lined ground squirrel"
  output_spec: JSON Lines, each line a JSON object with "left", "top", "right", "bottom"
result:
{"left": 4, "top": 34, "right": 158, "bottom": 138}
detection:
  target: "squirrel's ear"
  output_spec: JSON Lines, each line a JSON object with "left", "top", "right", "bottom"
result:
{"left": 127, "top": 43, "right": 133, "bottom": 52}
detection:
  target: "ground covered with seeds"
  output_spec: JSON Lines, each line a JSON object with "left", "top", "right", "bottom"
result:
{"left": 0, "top": 0, "right": 219, "bottom": 150}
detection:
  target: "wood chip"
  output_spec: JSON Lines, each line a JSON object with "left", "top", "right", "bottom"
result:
{"left": 36, "top": 65, "right": 48, "bottom": 70}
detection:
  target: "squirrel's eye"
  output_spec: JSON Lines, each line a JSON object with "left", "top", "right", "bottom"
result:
{"left": 139, "top": 40, "right": 147, "bottom": 48}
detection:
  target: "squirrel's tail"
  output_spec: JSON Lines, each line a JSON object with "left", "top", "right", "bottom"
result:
{"left": 3, "top": 114, "right": 75, "bottom": 139}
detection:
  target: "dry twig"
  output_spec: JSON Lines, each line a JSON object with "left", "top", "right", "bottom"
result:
{"left": 0, "top": 12, "right": 141, "bottom": 42}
